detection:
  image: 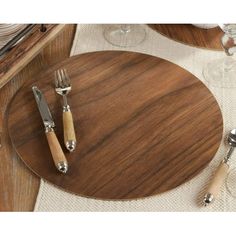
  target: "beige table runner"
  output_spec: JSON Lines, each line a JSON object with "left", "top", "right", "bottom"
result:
{"left": 34, "top": 24, "right": 236, "bottom": 211}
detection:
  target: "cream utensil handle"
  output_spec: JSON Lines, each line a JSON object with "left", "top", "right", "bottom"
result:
{"left": 63, "top": 110, "right": 76, "bottom": 152}
{"left": 203, "top": 162, "right": 229, "bottom": 206}
{"left": 46, "top": 129, "right": 68, "bottom": 173}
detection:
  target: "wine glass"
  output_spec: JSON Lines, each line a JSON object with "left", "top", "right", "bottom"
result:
{"left": 226, "top": 167, "right": 236, "bottom": 198}
{"left": 203, "top": 24, "right": 236, "bottom": 88}
{"left": 103, "top": 24, "right": 146, "bottom": 47}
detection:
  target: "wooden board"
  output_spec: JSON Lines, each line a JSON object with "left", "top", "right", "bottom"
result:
{"left": 7, "top": 51, "right": 223, "bottom": 200}
{"left": 0, "top": 24, "right": 66, "bottom": 88}
{"left": 149, "top": 24, "right": 224, "bottom": 50}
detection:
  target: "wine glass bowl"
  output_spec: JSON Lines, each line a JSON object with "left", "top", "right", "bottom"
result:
{"left": 203, "top": 24, "right": 236, "bottom": 88}
{"left": 220, "top": 24, "right": 236, "bottom": 56}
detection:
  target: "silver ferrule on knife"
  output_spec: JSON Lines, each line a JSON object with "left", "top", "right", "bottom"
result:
{"left": 203, "top": 193, "right": 214, "bottom": 206}
{"left": 32, "top": 86, "right": 68, "bottom": 174}
{"left": 45, "top": 126, "right": 54, "bottom": 133}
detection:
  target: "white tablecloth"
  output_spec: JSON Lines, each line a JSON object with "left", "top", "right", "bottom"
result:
{"left": 34, "top": 24, "right": 236, "bottom": 211}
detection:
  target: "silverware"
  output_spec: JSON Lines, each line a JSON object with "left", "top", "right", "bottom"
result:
{"left": 32, "top": 86, "right": 68, "bottom": 174}
{"left": 203, "top": 129, "right": 236, "bottom": 206}
{"left": 55, "top": 68, "right": 76, "bottom": 152}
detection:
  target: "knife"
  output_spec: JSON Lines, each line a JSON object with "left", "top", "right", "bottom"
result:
{"left": 32, "top": 86, "right": 68, "bottom": 174}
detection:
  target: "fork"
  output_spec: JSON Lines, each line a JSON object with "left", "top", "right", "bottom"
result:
{"left": 55, "top": 68, "right": 76, "bottom": 152}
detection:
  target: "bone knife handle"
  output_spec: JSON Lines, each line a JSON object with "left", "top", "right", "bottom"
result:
{"left": 203, "top": 161, "right": 229, "bottom": 206}
{"left": 46, "top": 128, "right": 68, "bottom": 173}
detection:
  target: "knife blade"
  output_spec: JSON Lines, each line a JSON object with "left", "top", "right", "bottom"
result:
{"left": 32, "top": 86, "right": 68, "bottom": 174}
{"left": 32, "top": 86, "right": 55, "bottom": 129}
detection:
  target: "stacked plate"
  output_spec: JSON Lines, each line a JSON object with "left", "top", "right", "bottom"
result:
{"left": 0, "top": 24, "right": 28, "bottom": 50}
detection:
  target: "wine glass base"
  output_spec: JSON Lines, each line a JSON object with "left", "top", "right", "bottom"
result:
{"left": 226, "top": 168, "right": 236, "bottom": 198}
{"left": 104, "top": 25, "right": 146, "bottom": 47}
{"left": 203, "top": 57, "right": 236, "bottom": 88}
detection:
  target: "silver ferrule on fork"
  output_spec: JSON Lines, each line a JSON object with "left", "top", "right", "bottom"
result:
{"left": 63, "top": 105, "right": 71, "bottom": 112}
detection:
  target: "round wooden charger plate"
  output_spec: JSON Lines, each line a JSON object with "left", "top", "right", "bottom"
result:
{"left": 7, "top": 51, "right": 223, "bottom": 200}
{"left": 149, "top": 24, "right": 224, "bottom": 50}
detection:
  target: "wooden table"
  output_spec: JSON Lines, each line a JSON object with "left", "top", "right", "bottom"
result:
{"left": 0, "top": 24, "right": 76, "bottom": 211}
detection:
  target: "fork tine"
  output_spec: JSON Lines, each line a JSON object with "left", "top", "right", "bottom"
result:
{"left": 64, "top": 69, "right": 71, "bottom": 86}
{"left": 61, "top": 69, "right": 69, "bottom": 87}
{"left": 58, "top": 70, "right": 64, "bottom": 88}
{"left": 61, "top": 69, "right": 67, "bottom": 86}
{"left": 55, "top": 68, "right": 71, "bottom": 89}
{"left": 60, "top": 69, "right": 65, "bottom": 87}
{"left": 59, "top": 69, "right": 65, "bottom": 87}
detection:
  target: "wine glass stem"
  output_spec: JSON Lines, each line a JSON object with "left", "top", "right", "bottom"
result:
{"left": 120, "top": 24, "right": 131, "bottom": 34}
{"left": 225, "top": 146, "right": 234, "bottom": 163}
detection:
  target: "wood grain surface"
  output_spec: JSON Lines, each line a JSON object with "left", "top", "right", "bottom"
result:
{"left": 149, "top": 24, "right": 224, "bottom": 50}
{"left": 7, "top": 51, "right": 223, "bottom": 200}
{"left": 0, "top": 24, "right": 76, "bottom": 211}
